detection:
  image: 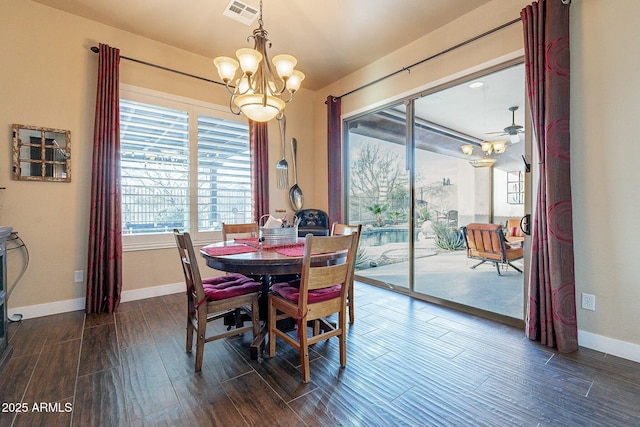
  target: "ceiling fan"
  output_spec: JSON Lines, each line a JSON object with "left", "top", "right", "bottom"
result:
{"left": 487, "top": 106, "right": 524, "bottom": 143}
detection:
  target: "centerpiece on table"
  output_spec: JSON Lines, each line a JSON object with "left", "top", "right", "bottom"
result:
{"left": 259, "top": 214, "right": 300, "bottom": 246}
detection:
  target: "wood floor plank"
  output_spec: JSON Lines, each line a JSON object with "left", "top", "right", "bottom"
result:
{"left": 44, "top": 311, "right": 85, "bottom": 344}
{"left": 129, "top": 403, "right": 189, "bottom": 427}
{"left": 0, "top": 353, "right": 38, "bottom": 427}
{"left": 200, "top": 339, "right": 255, "bottom": 383}
{"left": 244, "top": 350, "right": 321, "bottom": 402}
{"left": 119, "top": 343, "right": 180, "bottom": 421}
{"left": 115, "top": 309, "right": 154, "bottom": 349}
{"left": 84, "top": 312, "right": 114, "bottom": 329}
{"left": 78, "top": 323, "right": 120, "bottom": 377}
{"left": 141, "top": 302, "right": 183, "bottom": 341}
{"left": 477, "top": 374, "right": 606, "bottom": 426}
{"left": 7, "top": 317, "right": 49, "bottom": 357}
{"left": 292, "top": 371, "right": 423, "bottom": 427}
{"left": 173, "top": 375, "right": 250, "bottom": 427}
{"left": 286, "top": 387, "right": 364, "bottom": 427}
{"left": 221, "top": 371, "right": 304, "bottom": 427}
{"left": 376, "top": 341, "right": 490, "bottom": 392}
{"left": 22, "top": 339, "right": 81, "bottom": 403}
{"left": 74, "top": 368, "right": 129, "bottom": 427}
{"left": 153, "top": 333, "right": 202, "bottom": 382}
{"left": 393, "top": 380, "right": 536, "bottom": 427}
{"left": 557, "top": 344, "right": 640, "bottom": 381}
{"left": 586, "top": 375, "right": 640, "bottom": 426}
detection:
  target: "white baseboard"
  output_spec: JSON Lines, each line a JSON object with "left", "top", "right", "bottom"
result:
{"left": 578, "top": 329, "right": 640, "bottom": 363}
{"left": 8, "top": 282, "right": 184, "bottom": 320}
{"left": 120, "top": 282, "right": 184, "bottom": 303}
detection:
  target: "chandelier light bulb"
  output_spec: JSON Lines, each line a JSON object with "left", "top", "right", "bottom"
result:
{"left": 493, "top": 141, "right": 507, "bottom": 154}
{"left": 480, "top": 141, "right": 494, "bottom": 155}
{"left": 461, "top": 144, "right": 474, "bottom": 155}
{"left": 213, "top": 57, "right": 239, "bottom": 82}
{"left": 272, "top": 54, "right": 297, "bottom": 79}
{"left": 286, "top": 70, "right": 305, "bottom": 93}
{"left": 236, "top": 48, "right": 262, "bottom": 76}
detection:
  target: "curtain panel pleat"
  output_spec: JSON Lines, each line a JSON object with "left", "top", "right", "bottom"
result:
{"left": 522, "top": 0, "right": 577, "bottom": 352}
{"left": 250, "top": 120, "right": 269, "bottom": 221}
{"left": 327, "top": 96, "right": 342, "bottom": 225}
{"left": 86, "top": 44, "right": 123, "bottom": 314}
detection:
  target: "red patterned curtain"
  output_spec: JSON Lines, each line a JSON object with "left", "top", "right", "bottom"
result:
{"left": 327, "top": 95, "right": 342, "bottom": 225}
{"left": 250, "top": 120, "right": 269, "bottom": 221}
{"left": 86, "top": 44, "right": 122, "bottom": 314}
{"left": 522, "top": 0, "right": 577, "bottom": 352}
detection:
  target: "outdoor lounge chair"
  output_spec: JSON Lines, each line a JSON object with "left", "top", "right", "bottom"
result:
{"left": 461, "top": 223, "right": 523, "bottom": 276}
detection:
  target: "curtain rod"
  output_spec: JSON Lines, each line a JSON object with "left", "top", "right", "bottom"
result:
{"left": 334, "top": 17, "right": 522, "bottom": 100}
{"left": 91, "top": 16, "right": 523, "bottom": 97}
{"left": 89, "top": 46, "right": 226, "bottom": 87}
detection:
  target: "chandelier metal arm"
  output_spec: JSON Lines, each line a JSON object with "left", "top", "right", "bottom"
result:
{"left": 213, "top": 0, "right": 304, "bottom": 122}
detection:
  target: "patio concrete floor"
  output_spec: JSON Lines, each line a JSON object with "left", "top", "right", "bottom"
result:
{"left": 355, "top": 239, "right": 525, "bottom": 319}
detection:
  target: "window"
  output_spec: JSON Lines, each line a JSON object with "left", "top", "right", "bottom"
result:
{"left": 507, "top": 170, "right": 525, "bottom": 204}
{"left": 197, "top": 115, "right": 252, "bottom": 232}
{"left": 120, "top": 86, "right": 252, "bottom": 250}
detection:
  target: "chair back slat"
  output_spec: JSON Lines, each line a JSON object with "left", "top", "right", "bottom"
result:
{"left": 222, "top": 222, "right": 259, "bottom": 241}
{"left": 307, "top": 263, "right": 350, "bottom": 291}
{"left": 298, "top": 233, "right": 357, "bottom": 306}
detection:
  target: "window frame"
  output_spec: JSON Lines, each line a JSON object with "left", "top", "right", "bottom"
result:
{"left": 120, "top": 84, "right": 251, "bottom": 251}
{"left": 506, "top": 170, "right": 525, "bottom": 205}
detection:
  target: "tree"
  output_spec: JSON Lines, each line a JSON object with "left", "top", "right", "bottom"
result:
{"left": 367, "top": 203, "right": 388, "bottom": 227}
{"left": 350, "top": 144, "right": 406, "bottom": 204}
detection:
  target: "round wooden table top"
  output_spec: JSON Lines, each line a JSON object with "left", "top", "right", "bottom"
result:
{"left": 200, "top": 239, "right": 345, "bottom": 276}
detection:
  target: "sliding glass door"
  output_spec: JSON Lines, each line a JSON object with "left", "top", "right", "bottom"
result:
{"left": 346, "top": 62, "right": 527, "bottom": 321}
{"left": 346, "top": 102, "right": 410, "bottom": 292}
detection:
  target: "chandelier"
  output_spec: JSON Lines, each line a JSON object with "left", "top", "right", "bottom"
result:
{"left": 213, "top": 0, "right": 305, "bottom": 122}
{"left": 461, "top": 141, "right": 507, "bottom": 168}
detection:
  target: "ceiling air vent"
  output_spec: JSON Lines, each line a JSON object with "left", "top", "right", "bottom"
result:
{"left": 223, "top": 0, "right": 259, "bottom": 26}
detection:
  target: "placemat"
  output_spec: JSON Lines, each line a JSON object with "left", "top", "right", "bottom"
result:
{"left": 274, "top": 245, "right": 306, "bottom": 257}
{"left": 202, "top": 245, "right": 257, "bottom": 256}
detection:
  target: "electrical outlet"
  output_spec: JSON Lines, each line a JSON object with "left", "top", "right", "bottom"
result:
{"left": 581, "top": 293, "right": 596, "bottom": 311}
{"left": 74, "top": 270, "right": 84, "bottom": 283}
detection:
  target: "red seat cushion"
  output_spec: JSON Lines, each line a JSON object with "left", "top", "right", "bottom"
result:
{"left": 272, "top": 281, "right": 342, "bottom": 304}
{"left": 202, "top": 273, "right": 262, "bottom": 301}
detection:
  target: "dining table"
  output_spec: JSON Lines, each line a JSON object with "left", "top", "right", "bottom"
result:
{"left": 200, "top": 237, "right": 346, "bottom": 359}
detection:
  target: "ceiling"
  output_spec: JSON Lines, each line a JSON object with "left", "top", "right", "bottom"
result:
{"left": 33, "top": 0, "right": 493, "bottom": 90}
{"left": 349, "top": 63, "right": 526, "bottom": 170}
{"left": 33, "top": 0, "right": 525, "bottom": 169}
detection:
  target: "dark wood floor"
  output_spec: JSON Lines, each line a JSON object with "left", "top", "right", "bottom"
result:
{"left": 2, "top": 282, "right": 640, "bottom": 427}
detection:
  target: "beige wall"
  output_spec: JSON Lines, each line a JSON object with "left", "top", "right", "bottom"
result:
{"left": 2, "top": 0, "right": 639, "bottom": 357}
{"left": 570, "top": 0, "right": 640, "bottom": 350}
{"left": 0, "top": 0, "right": 314, "bottom": 310}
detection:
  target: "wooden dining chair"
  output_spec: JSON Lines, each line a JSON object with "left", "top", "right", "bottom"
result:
{"left": 173, "top": 229, "right": 262, "bottom": 372}
{"left": 222, "top": 222, "right": 259, "bottom": 241}
{"left": 268, "top": 233, "right": 358, "bottom": 383}
{"left": 330, "top": 222, "right": 362, "bottom": 324}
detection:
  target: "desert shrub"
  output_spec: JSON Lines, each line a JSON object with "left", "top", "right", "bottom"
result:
{"left": 432, "top": 222, "right": 465, "bottom": 251}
